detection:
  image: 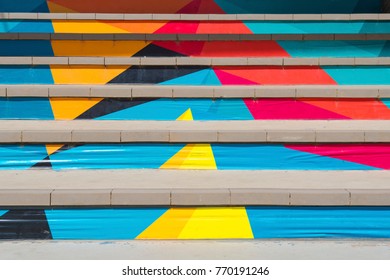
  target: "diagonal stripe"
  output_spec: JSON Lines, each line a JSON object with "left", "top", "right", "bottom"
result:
{"left": 137, "top": 208, "right": 196, "bottom": 239}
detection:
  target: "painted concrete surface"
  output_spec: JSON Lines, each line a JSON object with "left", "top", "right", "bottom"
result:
{"left": 0, "top": 240, "right": 389, "bottom": 260}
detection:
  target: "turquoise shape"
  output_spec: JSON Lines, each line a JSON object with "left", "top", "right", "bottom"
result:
{"left": 323, "top": 66, "right": 390, "bottom": 85}
{"left": 244, "top": 21, "right": 365, "bottom": 34}
{"left": 160, "top": 69, "right": 221, "bottom": 85}
{"left": 212, "top": 144, "right": 376, "bottom": 170}
{"left": 99, "top": 98, "right": 253, "bottom": 121}
{"left": 46, "top": 208, "right": 168, "bottom": 240}
{"left": 9, "top": 20, "right": 53, "bottom": 33}
{"left": 247, "top": 206, "right": 390, "bottom": 238}
{"left": 278, "top": 41, "right": 386, "bottom": 58}
{"left": 0, "top": 66, "right": 54, "bottom": 84}
{"left": 214, "top": 0, "right": 380, "bottom": 14}
{"left": 381, "top": 99, "right": 390, "bottom": 110}
{"left": 0, "top": 145, "right": 48, "bottom": 170}
{"left": 50, "top": 144, "right": 185, "bottom": 170}
{"left": 0, "top": 211, "right": 8, "bottom": 217}
{"left": 0, "top": 98, "right": 54, "bottom": 120}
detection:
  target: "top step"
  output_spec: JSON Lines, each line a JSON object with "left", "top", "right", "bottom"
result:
{"left": 0, "top": 0, "right": 385, "bottom": 14}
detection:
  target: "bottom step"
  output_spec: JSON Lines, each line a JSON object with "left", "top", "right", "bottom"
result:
{"left": 1, "top": 206, "right": 390, "bottom": 240}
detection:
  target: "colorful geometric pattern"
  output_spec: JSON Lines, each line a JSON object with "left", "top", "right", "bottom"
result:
{"left": 1, "top": 206, "right": 390, "bottom": 240}
{"left": 1, "top": 143, "right": 390, "bottom": 170}
{"left": 2, "top": 20, "right": 390, "bottom": 34}
{"left": 2, "top": 40, "right": 390, "bottom": 58}
{"left": 2, "top": 98, "right": 390, "bottom": 120}
{"left": 0, "top": 0, "right": 381, "bottom": 14}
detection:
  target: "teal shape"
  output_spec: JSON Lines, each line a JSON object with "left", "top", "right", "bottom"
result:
{"left": 212, "top": 144, "right": 377, "bottom": 170}
{"left": 0, "top": 98, "right": 54, "bottom": 120}
{"left": 50, "top": 144, "right": 185, "bottom": 170}
{"left": 0, "top": 66, "right": 54, "bottom": 84}
{"left": 247, "top": 206, "right": 390, "bottom": 238}
{"left": 0, "top": 145, "right": 48, "bottom": 170}
{"left": 278, "top": 41, "right": 386, "bottom": 58}
{"left": 160, "top": 69, "right": 221, "bottom": 85}
{"left": 323, "top": 66, "right": 390, "bottom": 85}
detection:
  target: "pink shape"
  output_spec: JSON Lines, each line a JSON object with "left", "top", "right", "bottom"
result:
{"left": 286, "top": 144, "right": 390, "bottom": 169}
{"left": 244, "top": 98, "right": 350, "bottom": 120}
{"left": 214, "top": 69, "right": 258, "bottom": 85}
{"left": 154, "top": 21, "right": 199, "bottom": 34}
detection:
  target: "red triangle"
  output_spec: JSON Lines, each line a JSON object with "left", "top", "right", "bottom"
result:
{"left": 153, "top": 41, "right": 205, "bottom": 56}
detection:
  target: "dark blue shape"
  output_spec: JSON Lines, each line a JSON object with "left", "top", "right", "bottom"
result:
{"left": 0, "top": 40, "right": 53, "bottom": 56}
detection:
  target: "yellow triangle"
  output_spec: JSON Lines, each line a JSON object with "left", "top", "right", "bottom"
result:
{"left": 137, "top": 208, "right": 196, "bottom": 239}
{"left": 178, "top": 207, "right": 254, "bottom": 239}
{"left": 50, "top": 98, "right": 103, "bottom": 120}
{"left": 161, "top": 144, "right": 217, "bottom": 170}
{"left": 46, "top": 144, "right": 64, "bottom": 156}
{"left": 50, "top": 65, "right": 129, "bottom": 85}
{"left": 177, "top": 108, "right": 193, "bottom": 121}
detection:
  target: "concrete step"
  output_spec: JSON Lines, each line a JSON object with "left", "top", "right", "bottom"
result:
{"left": 0, "top": 120, "right": 389, "bottom": 143}
{"left": 1, "top": 239, "right": 389, "bottom": 260}
{"left": 2, "top": 13, "right": 390, "bottom": 21}
{"left": 1, "top": 56, "right": 390, "bottom": 66}
{"left": 2, "top": 85, "right": 390, "bottom": 98}
{"left": 2, "top": 33, "right": 389, "bottom": 41}
{"left": 0, "top": 169, "right": 390, "bottom": 206}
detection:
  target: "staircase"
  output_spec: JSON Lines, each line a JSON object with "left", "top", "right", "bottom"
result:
{"left": 1, "top": 0, "right": 390, "bottom": 246}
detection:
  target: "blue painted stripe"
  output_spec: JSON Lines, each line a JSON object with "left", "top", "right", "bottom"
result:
{"left": 0, "top": 66, "right": 53, "bottom": 84}
{"left": 0, "top": 211, "right": 8, "bottom": 217}
{"left": 247, "top": 206, "right": 390, "bottom": 238}
{"left": 99, "top": 98, "right": 253, "bottom": 121}
{"left": 45, "top": 208, "right": 168, "bottom": 240}
{"left": 0, "top": 145, "right": 48, "bottom": 170}
{"left": 0, "top": 98, "right": 54, "bottom": 120}
{"left": 278, "top": 41, "right": 387, "bottom": 58}
{"left": 49, "top": 144, "right": 185, "bottom": 170}
{"left": 212, "top": 144, "right": 376, "bottom": 170}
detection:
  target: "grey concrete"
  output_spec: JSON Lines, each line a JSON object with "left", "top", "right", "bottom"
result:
{"left": 1, "top": 85, "right": 389, "bottom": 98}
{"left": 3, "top": 56, "right": 390, "bottom": 66}
{"left": 171, "top": 189, "right": 230, "bottom": 205}
{"left": 1, "top": 240, "right": 390, "bottom": 260}
{"left": 2, "top": 170, "right": 389, "bottom": 191}
{"left": 1, "top": 170, "right": 390, "bottom": 206}
{"left": 51, "top": 189, "right": 111, "bottom": 206}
